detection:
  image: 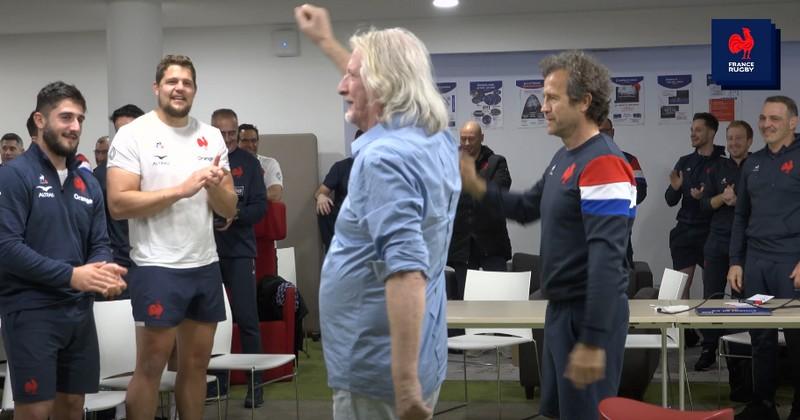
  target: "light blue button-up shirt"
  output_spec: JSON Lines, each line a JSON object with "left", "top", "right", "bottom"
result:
{"left": 320, "top": 122, "right": 460, "bottom": 401}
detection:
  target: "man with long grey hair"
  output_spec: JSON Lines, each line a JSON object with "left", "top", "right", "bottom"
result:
{"left": 296, "top": 5, "right": 460, "bottom": 420}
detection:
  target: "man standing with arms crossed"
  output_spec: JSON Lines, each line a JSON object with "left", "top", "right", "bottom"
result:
{"left": 107, "top": 55, "right": 237, "bottom": 420}
{"left": 461, "top": 51, "right": 636, "bottom": 420}
{"left": 297, "top": 5, "right": 460, "bottom": 419}
{"left": 0, "top": 81, "right": 126, "bottom": 419}
{"left": 728, "top": 96, "right": 800, "bottom": 420}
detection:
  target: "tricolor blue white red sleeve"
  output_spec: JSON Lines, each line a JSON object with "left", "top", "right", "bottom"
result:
{"left": 577, "top": 154, "right": 636, "bottom": 348}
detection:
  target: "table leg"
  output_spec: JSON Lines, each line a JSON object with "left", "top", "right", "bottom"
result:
{"left": 679, "top": 326, "right": 685, "bottom": 410}
{"left": 661, "top": 327, "right": 668, "bottom": 407}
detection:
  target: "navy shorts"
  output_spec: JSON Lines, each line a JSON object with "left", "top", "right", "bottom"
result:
{"left": 128, "top": 262, "right": 226, "bottom": 327}
{"left": 669, "top": 222, "right": 709, "bottom": 270}
{"left": 1, "top": 297, "right": 100, "bottom": 403}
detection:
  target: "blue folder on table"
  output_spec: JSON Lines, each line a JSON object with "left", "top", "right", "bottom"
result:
{"left": 695, "top": 307, "right": 772, "bottom": 316}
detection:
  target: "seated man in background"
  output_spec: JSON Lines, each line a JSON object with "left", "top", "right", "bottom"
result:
{"left": 315, "top": 130, "right": 362, "bottom": 251}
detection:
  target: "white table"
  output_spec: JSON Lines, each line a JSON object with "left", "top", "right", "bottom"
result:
{"left": 669, "top": 299, "right": 800, "bottom": 410}
{"left": 447, "top": 300, "right": 676, "bottom": 407}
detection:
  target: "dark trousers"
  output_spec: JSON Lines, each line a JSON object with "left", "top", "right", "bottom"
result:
{"left": 701, "top": 238, "right": 743, "bottom": 349}
{"left": 744, "top": 255, "right": 800, "bottom": 404}
{"left": 220, "top": 258, "right": 262, "bottom": 355}
{"left": 539, "top": 295, "right": 629, "bottom": 420}
{"left": 448, "top": 239, "right": 508, "bottom": 301}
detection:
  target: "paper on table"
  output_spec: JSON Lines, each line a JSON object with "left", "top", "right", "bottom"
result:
{"left": 724, "top": 301, "right": 753, "bottom": 308}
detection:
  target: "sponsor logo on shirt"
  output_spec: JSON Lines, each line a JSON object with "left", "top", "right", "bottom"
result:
{"left": 196, "top": 137, "right": 208, "bottom": 148}
{"left": 36, "top": 185, "right": 54, "bottom": 198}
{"left": 752, "top": 164, "right": 760, "bottom": 173}
{"left": 38, "top": 174, "right": 48, "bottom": 185}
{"left": 73, "top": 193, "right": 93, "bottom": 205}
{"left": 231, "top": 166, "right": 243, "bottom": 178}
{"left": 234, "top": 185, "right": 244, "bottom": 198}
{"left": 197, "top": 156, "right": 214, "bottom": 162}
{"left": 152, "top": 154, "right": 170, "bottom": 166}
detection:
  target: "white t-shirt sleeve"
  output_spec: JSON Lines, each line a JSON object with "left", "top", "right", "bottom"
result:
{"left": 107, "top": 124, "right": 141, "bottom": 175}
{"left": 263, "top": 158, "right": 283, "bottom": 187}
{"left": 211, "top": 131, "right": 230, "bottom": 171}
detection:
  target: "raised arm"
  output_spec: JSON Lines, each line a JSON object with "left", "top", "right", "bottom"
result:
{"left": 295, "top": 4, "right": 350, "bottom": 74}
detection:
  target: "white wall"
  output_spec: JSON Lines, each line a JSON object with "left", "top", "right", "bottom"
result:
{"left": 1, "top": 3, "right": 797, "bottom": 171}
{"left": 432, "top": 43, "right": 800, "bottom": 297}
{"left": 0, "top": 4, "right": 797, "bottom": 295}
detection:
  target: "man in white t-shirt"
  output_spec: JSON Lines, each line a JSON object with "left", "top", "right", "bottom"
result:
{"left": 106, "top": 54, "right": 237, "bottom": 420}
{"left": 238, "top": 123, "right": 283, "bottom": 201}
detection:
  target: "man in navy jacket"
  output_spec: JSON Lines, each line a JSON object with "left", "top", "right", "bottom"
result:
{"left": 728, "top": 96, "right": 800, "bottom": 420}
{"left": 0, "top": 81, "right": 126, "bottom": 418}
{"left": 211, "top": 108, "right": 267, "bottom": 407}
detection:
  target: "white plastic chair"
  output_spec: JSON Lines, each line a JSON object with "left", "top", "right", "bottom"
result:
{"left": 624, "top": 268, "right": 692, "bottom": 405}
{"left": 93, "top": 299, "right": 221, "bottom": 419}
{"left": 276, "top": 247, "right": 297, "bottom": 285}
{"left": 1, "top": 360, "right": 126, "bottom": 418}
{"left": 207, "top": 292, "right": 298, "bottom": 420}
{"left": 445, "top": 269, "right": 533, "bottom": 412}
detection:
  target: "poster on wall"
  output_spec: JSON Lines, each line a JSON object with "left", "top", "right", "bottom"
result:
{"left": 469, "top": 80, "right": 503, "bottom": 129}
{"left": 516, "top": 79, "right": 546, "bottom": 128}
{"left": 706, "top": 74, "right": 740, "bottom": 122}
{"left": 657, "top": 74, "right": 693, "bottom": 125}
{"left": 609, "top": 76, "right": 645, "bottom": 126}
{"left": 437, "top": 82, "right": 458, "bottom": 132}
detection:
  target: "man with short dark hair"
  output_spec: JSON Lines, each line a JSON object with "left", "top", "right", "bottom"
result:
{"left": 26, "top": 110, "right": 38, "bottom": 144}
{"left": 461, "top": 50, "right": 636, "bottom": 419}
{"left": 693, "top": 120, "right": 753, "bottom": 372}
{"left": 665, "top": 112, "right": 725, "bottom": 300}
{"left": 93, "top": 104, "right": 144, "bottom": 271}
{"left": 0, "top": 81, "right": 127, "bottom": 419}
{"left": 1, "top": 132, "right": 24, "bottom": 164}
{"left": 238, "top": 123, "right": 283, "bottom": 201}
{"left": 728, "top": 96, "right": 800, "bottom": 420}
{"left": 210, "top": 107, "right": 267, "bottom": 408}
{"left": 107, "top": 55, "right": 237, "bottom": 420}
{"left": 109, "top": 104, "right": 145, "bottom": 130}
{"left": 94, "top": 136, "right": 109, "bottom": 167}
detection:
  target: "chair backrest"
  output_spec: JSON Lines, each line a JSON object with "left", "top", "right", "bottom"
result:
{"left": 276, "top": 247, "right": 297, "bottom": 285}
{"left": 599, "top": 396, "right": 733, "bottom": 419}
{"left": 657, "top": 268, "right": 689, "bottom": 300}
{"left": 212, "top": 289, "right": 234, "bottom": 355}
{"left": 463, "top": 269, "right": 532, "bottom": 339}
{"left": 93, "top": 299, "right": 137, "bottom": 379}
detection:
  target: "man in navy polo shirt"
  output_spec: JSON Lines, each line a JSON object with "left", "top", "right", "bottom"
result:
{"left": 0, "top": 81, "right": 127, "bottom": 419}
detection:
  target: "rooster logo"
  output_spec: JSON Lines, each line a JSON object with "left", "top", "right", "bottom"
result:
{"left": 24, "top": 378, "right": 38, "bottom": 395}
{"left": 781, "top": 160, "right": 794, "bottom": 175}
{"left": 196, "top": 137, "right": 208, "bottom": 148}
{"left": 73, "top": 177, "right": 86, "bottom": 193}
{"left": 147, "top": 301, "right": 164, "bottom": 319}
{"left": 728, "top": 27, "right": 754, "bottom": 60}
{"left": 561, "top": 163, "right": 576, "bottom": 184}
